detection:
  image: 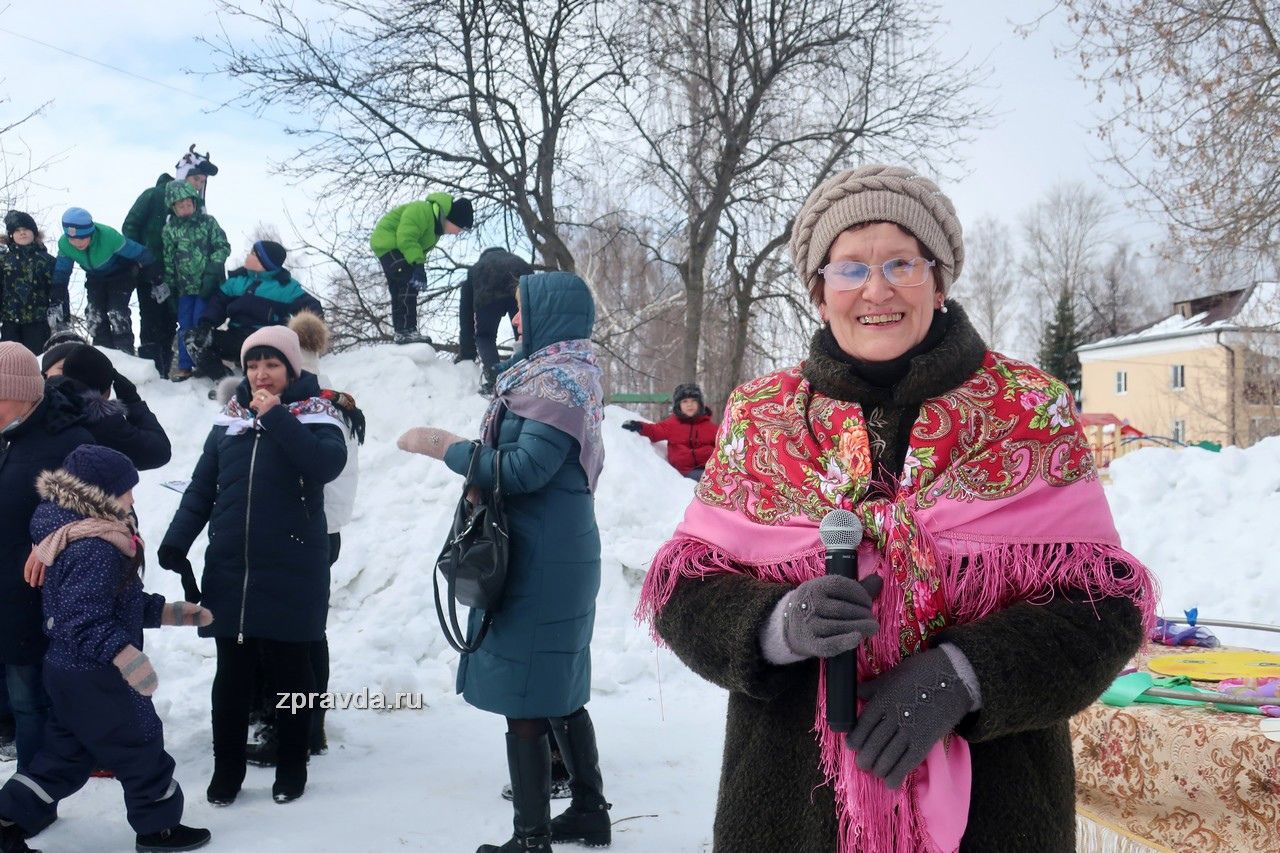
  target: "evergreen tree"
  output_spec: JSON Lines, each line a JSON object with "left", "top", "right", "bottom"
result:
{"left": 1037, "top": 288, "right": 1082, "bottom": 396}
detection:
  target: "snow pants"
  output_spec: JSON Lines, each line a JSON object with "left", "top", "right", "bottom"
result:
{"left": 85, "top": 272, "right": 136, "bottom": 355}
{"left": 0, "top": 664, "right": 183, "bottom": 836}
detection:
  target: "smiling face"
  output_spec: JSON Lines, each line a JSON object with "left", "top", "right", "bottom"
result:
{"left": 246, "top": 356, "right": 289, "bottom": 396}
{"left": 820, "top": 222, "right": 942, "bottom": 363}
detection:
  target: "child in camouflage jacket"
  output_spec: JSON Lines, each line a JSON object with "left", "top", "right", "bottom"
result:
{"left": 0, "top": 211, "right": 61, "bottom": 355}
{"left": 162, "top": 180, "right": 230, "bottom": 381}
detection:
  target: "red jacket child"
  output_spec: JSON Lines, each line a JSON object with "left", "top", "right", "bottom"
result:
{"left": 622, "top": 383, "right": 719, "bottom": 478}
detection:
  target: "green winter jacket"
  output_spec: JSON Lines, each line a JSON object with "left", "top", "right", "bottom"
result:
{"left": 162, "top": 181, "right": 230, "bottom": 298}
{"left": 369, "top": 193, "right": 455, "bottom": 266}
{"left": 123, "top": 173, "right": 179, "bottom": 257}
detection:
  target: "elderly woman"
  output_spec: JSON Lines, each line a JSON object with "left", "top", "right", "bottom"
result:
{"left": 399, "top": 272, "right": 609, "bottom": 853}
{"left": 639, "top": 165, "right": 1155, "bottom": 852}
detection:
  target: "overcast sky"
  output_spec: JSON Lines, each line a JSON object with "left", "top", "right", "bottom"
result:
{"left": 0, "top": 0, "right": 1153, "bottom": 292}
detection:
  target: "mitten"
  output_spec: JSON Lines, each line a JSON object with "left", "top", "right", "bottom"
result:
{"left": 111, "top": 370, "right": 141, "bottom": 404}
{"left": 397, "top": 427, "right": 466, "bottom": 461}
{"left": 160, "top": 600, "right": 214, "bottom": 627}
{"left": 621, "top": 420, "right": 644, "bottom": 433}
{"left": 113, "top": 644, "right": 158, "bottom": 696}
{"left": 408, "top": 266, "right": 428, "bottom": 291}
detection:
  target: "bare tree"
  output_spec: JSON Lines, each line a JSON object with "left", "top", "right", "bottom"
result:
{"left": 617, "top": 0, "right": 987, "bottom": 381}
{"left": 951, "top": 214, "right": 1018, "bottom": 350}
{"left": 0, "top": 86, "right": 54, "bottom": 211}
{"left": 1052, "top": 0, "right": 1280, "bottom": 262}
{"left": 208, "top": 0, "right": 628, "bottom": 271}
{"left": 1078, "top": 241, "right": 1156, "bottom": 339}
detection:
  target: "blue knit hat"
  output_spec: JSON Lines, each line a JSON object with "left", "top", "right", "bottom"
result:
{"left": 62, "top": 445, "right": 139, "bottom": 498}
{"left": 61, "top": 207, "right": 96, "bottom": 239}
{"left": 252, "top": 240, "right": 287, "bottom": 272}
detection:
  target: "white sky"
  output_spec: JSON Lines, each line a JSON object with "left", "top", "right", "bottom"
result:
{"left": 0, "top": 0, "right": 1156, "bottom": 293}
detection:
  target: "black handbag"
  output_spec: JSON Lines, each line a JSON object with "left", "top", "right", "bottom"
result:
{"left": 434, "top": 441, "right": 510, "bottom": 653}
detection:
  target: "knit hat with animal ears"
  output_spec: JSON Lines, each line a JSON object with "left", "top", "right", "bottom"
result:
{"left": 175, "top": 144, "right": 219, "bottom": 180}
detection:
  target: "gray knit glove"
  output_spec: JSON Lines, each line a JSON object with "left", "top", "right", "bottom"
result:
{"left": 113, "top": 644, "right": 158, "bottom": 696}
{"left": 781, "top": 574, "right": 883, "bottom": 659}
{"left": 846, "top": 646, "right": 975, "bottom": 788}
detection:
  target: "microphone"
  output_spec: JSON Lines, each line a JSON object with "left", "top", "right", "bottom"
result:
{"left": 819, "top": 509, "right": 864, "bottom": 733}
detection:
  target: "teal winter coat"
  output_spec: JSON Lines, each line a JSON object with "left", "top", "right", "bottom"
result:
{"left": 443, "top": 272, "right": 601, "bottom": 719}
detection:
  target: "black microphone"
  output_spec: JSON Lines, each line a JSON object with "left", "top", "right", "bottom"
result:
{"left": 820, "top": 509, "right": 863, "bottom": 733}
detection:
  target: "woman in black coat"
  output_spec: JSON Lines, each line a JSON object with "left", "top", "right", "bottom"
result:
{"left": 159, "top": 326, "right": 346, "bottom": 807}
{"left": 0, "top": 343, "right": 94, "bottom": 769}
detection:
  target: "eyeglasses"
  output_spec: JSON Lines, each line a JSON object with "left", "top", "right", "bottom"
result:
{"left": 817, "top": 257, "right": 936, "bottom": 291}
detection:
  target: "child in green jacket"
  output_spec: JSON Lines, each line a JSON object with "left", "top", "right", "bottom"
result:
{"left": 369, "top": 193, "right": 473, "bottom": 344}
{"left": 162, "top": 181, "right": 230, "bottom": 381}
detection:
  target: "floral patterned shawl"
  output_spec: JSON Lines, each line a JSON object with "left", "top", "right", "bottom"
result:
{"left": 481, "top": 338, "right": 605, "bottom": 491}
{"left": 638, "top": 351, "right": 1156, "bottom": 853}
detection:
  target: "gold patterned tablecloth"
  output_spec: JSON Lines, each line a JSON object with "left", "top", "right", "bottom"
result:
{"left": 1070, "top": 648, "right": 1280, "bottom": 852}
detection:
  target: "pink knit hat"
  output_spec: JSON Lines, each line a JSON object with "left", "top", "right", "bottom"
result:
{"left": 0, "top": 342, "right": 45, "bottom": 402}
{"left": 240, "top": 325, "right": 304, "bottom": 378}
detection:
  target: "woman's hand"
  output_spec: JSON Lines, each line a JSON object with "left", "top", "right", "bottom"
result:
{"left": 846, "top": 646, "right": 976, "bottom": 788}
{"left": 781, "top": 573, "right": 883, "bottom": 659}
{"left": 24, "top": 548, "right": 46, "bottom": 588}
{"left": 249, "top": 388, "right": 281, "bottom": 416}
{"left": 397, "top": 426, "right": 465, "bottom": 461}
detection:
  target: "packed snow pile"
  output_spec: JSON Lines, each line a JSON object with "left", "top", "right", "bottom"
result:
{"left": 22, "top": 343, "right": 1280, "bottom": 850}
{"left": 1107, "top": 437, "right": 1280, "bottom": 651}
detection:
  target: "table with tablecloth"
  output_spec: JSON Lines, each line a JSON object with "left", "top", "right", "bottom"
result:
{"left": 1070, "top": 647, "right": 1280, "bottom": 852}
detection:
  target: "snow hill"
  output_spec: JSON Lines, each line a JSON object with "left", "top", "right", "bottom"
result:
{"left": 19, "top": 343, "right": 1279, "bottom": 851}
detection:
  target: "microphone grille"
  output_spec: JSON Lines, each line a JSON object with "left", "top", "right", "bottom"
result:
{"left": 819, "top": 509, "right": 863, "bottom": 549}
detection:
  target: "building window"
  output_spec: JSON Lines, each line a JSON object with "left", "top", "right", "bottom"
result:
{"left": 1171, "top": 364, "right": 1185, "bottom": 390}
{"left": 1115, "top": 371, "right": 1128, "bottom": 394}
{"left": 1172, "top": 420, "right": 1186, "bottom": 444}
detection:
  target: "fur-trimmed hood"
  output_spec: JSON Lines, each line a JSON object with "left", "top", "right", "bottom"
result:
{"left": 35, "top": 468, "right": 132, "bottom": 524}
{"left": 46, "top": 374, "right": 125, "bottom": 425}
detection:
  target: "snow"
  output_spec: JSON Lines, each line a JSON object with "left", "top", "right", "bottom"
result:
{"left": 13, "top": 343, "right": 1278, "bottom": 850}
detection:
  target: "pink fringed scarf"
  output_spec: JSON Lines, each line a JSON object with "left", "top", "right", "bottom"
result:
{"left": 637, "top": 352, "right": 1156, "bottom": 853}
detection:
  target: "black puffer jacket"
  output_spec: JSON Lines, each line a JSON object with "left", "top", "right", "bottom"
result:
{"left": 47, "top": 375, "right": 171, "bottom": 471}
{"left": 469, "top": 247, "right": 532, "bottom": 309}
{"left": 161, "top": 372, "right": 346, "bottom": 642}
{"left": 0, "top": 385, "right": 95, "bottom": 664}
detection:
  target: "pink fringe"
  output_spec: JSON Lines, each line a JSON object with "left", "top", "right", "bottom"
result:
{"left": 635, "top": 535, "right": 823, "bottom": 643}
{"left": 930, "top": 532, "right": 1160, "bottom": 635}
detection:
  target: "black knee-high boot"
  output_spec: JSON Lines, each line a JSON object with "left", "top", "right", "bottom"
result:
{"left": 548, "top": 708, "right": 611, "bottom": 847}
{"left": 478, "top": 733, "right": 552, "bottom": 853}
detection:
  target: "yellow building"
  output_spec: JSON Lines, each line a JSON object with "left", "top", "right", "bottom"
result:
{"left": 1077, "top": 282, "right": 1280, "bottom": 448}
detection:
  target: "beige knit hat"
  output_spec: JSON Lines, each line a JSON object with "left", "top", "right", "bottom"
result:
{"left": 0, "top": 342, "right": 45, "bottom": 403}
{"left": 789, "top": 164, "right": 965, "bottom": 302}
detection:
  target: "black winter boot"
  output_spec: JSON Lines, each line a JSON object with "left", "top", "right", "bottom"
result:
{"left": 548, "top": 708, "right": 611, "bottom": 847}
{"left": 205, "top": 759, "right": 244, "bottom": 806}
{"left": 134, "top": 824, "right": 212, "bottom": 852}
{"left": 477, "top": 733, "right": 552, "bottom": 853}
{"left": 0, "top": 820, "right": 37, "bottom": 853}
